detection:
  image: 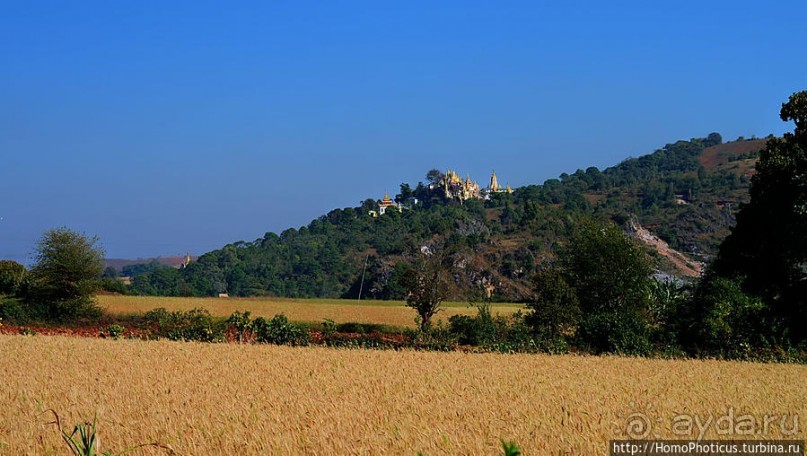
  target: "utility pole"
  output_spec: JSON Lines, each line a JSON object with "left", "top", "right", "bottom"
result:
{"left": 357, "top": 254, "right": 369, "bottom": 303}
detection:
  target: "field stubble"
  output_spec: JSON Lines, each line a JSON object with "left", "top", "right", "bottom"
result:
{"left": 0, "top": 335, "right": 804, "bottom": 455}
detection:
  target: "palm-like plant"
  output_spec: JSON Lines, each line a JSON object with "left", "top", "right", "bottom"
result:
{"left": 45, "top": 409, "right": 174, "bottom": 456}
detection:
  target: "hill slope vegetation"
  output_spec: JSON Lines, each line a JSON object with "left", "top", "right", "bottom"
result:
{"left": 129, "top": 133, "right": 767, "bottom": 300}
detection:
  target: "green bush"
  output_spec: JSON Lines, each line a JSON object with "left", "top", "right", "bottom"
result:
{"left": 506, "top": 311, "right": 537, "bottom": 345}
{"left": 253, "top": 314, "right": 310, "bottom": 346}
{"left": 226, "top": 310, "right": 253, "bottom": 343}
{"left": 448, "top": 306, "right": 541, "bottom": 353}
{"left": 321, "top": 318, "right": 337, "bottom": 339}
{"left": 530, "top": 336, "right": 569, "bottom": 354}
{"left": 679, "top": 275, "right": 769, "bottom": 358}
{"left": 144, "top": 307, "right": 224, "bottom": 342}
{"left": 408, "top": 321, "right": 457, "bottom": 351}
{"left": 579, "top": 310, "right": 652, "bottom": 356}
{"left": 525, "top": 268, "right": 581, "bottom": 347}
{"left": 48, "top": 297, "right": 103, "bottom": 322}
{"left": 486, "top": 312, "right": 544, "bottom": 353}
{"left": 0, "top": 260, "right": 26, "bottom": 295}
{"left": 447, "top": 314, "right": 482, "bottom": 345}
{"left": 448, "top": 304, "right": 499, "bottom": 346}
{"left": 102, "top": 324, "right": 125, "bottom": 340}
{"left": 0, "top": 298, "right": 40, "bottom": 325}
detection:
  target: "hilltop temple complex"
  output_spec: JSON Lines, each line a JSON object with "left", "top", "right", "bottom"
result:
{"left": 436, "top": 169, "right": 513, "bottom": 202}
{"left": 371, "top": 169, "right": 513, "bottom": 216}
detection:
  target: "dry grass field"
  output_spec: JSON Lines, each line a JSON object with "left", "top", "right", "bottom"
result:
{"left": 97, "top": 295, "right": 524, "bottom": 328}
{"left": 0, "top": 335, "right": 804, "bottom": 455}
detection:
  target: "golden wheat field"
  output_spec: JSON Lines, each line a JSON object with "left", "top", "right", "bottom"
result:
{"left": 97, "top": 295, "right": 524, "bottom": 328}
{"left": 0, "top": 335, "right": 804, "bottom": 455}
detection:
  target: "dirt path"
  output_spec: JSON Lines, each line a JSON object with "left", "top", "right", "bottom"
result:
{"left": 629, "top": 219, "right": 703, "bottom": 277}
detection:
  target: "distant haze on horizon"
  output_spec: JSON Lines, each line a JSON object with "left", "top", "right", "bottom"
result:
{"left": 1, "top": 1, "right": 805, "bottom": 264}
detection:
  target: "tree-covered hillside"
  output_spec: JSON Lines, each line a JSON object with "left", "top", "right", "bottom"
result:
{"left": 129, "top": 133, "right": 767, "bottom": 300}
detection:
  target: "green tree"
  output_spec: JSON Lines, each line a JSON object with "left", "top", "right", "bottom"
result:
{"left": 401, "top": 253, "right": 452, "bottom": 330}
{"left": 560, "top": 218, "right": 652, "bottom": 315}
{"left": 396, "top": 183, "right": 413, "bottom": 204}
{"left": 0, "top": 260, "right": 26, "bottom": 295}
{"left": 713, "top": 91, "right": 807, "bottom": 342}
{"left": 558, "top": 218, "right": 654, "bottom": 354}
{"left": 525, "top": 267, "right": 581, "bottom": 345}
{"left": 704, "top": 132, "right": 723, "bottom": 148}
{"left": 678, "top": 274, "right": 767, "bottom": 356}
{"left": 25, "top": 227, "right": 105, "bottom": 320}
{"left": 426, "top": 169, "right": 444, "bottom": 186}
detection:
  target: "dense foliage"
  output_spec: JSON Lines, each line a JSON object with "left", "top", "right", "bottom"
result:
{"left": 557, "top": 219, "right": 654, "bottom": 355}
{"left": 3, "top": 94, "right": 804, "bottom": 361}
{"left": 400, "top": 252, "right": 452, "bottom": 329}
{"left": 0, "top": 260, "right": 26, "bottom": 295}
{"left": 710, "top": 90, "right": 807, "bottom": 345}
{"left": 119, "top": 132, "right": 762, "bottom": 301}
{"left": 22, "top": 228, "right": 105, "bottom": 321}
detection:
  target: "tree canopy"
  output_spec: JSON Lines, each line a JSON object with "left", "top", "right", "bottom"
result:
{"left": 556, "top": 218, "right": 654, "bottom": 354}
{"left": 713, "top": 90, "right": 807, "bottom": 342}
{"left": 559, "top": 218, "right": 652, "bottom": 315}
{"left": 0, "top": 260, "right": 26, "bottom": 295}
{"left": 122, "top": 133, "right": 761, "bottom": 301}
{"left": 401, "top": 252, "right": 452, "bottom": 330}
{"left": 25, "top": 227, "right": 105, "bottom": 320}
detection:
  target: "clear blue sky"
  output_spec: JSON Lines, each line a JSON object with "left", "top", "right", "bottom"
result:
{"left": 1, "top": 0, "right": 805, "bottom": 263}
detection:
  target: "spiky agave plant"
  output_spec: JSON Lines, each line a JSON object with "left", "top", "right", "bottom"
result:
{"left": 45, "top": 409, "right": 174, "bottom": 456}
{"left": 60, "top": 414, "right": 103, "bottom": 456}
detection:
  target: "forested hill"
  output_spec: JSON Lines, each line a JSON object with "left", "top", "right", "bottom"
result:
{"left": 128, "top": 133, "right": 768, "bottom": 300}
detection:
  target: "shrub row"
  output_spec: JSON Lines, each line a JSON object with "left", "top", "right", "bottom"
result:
{"left": 142, "top": 308, "right": 310, "bottom": 346}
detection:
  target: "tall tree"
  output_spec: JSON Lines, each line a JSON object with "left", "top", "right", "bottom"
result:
{"left": 559, "top": 218, "right": 652, "bottom": 315}
{"left": 558, "top": 218, "right": 654, "bottom": 354}
{"left": 401, "top": 252, "right": 452, "bottom": 330}
{"left": 26, "top": 227, "right": 105, "bottom": 320}
{"left": 525, "top": 267, "right": 581, "bottom": 342}
{"left": 713, "top": 91, "right": 807, "bottom": 342}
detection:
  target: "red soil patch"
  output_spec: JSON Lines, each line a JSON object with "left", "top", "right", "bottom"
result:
{"left": 0, "top": 324, "right": 411, "bottom": 347}
{"left": 310, "top": 330, "right": 410, "bottom": 346}
{"left": 0, "top": 323, "right": 151, "bottom": 339}
{"left": 700, "top": 139, "right": 767, "bottom": 170}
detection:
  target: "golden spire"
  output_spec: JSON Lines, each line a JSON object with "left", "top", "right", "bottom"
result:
{"left": 490, "top": 170, "right": 500, "bottom": 192}
{"left": 380, "top": 191, "right": 394, "bottom": 207}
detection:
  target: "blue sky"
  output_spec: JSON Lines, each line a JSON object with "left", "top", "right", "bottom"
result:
{"left": 1, "top": 1, "right": 805, "bottom": 263}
